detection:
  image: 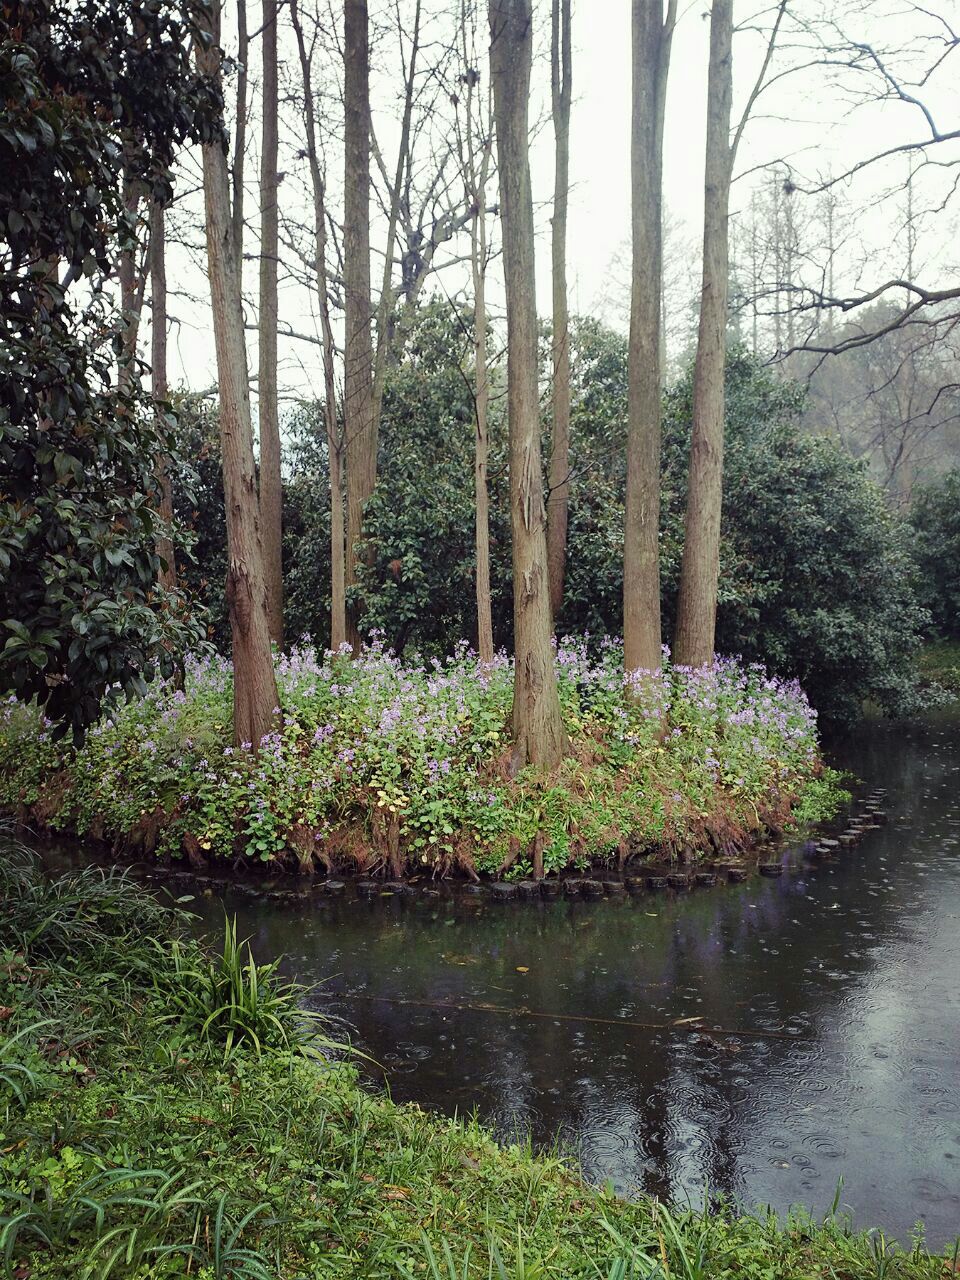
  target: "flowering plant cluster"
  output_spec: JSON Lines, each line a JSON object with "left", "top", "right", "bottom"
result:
{"left": 0, "top": 636, "right": 837, "bottom": 877}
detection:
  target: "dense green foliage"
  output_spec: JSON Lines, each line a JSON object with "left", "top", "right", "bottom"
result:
{"left": 917, "top": 640, "right": 960, "bottom": 697}
{"left": 171, "top": 394, "right": 229, "bottom": 646}
{"left": 357, "top": 311, "right": 512, "bottom": 652}
{"left": 0, "top": 2, "right": 217, "bottom": 736}
{"left": 0, "top": 847, "right": 949, "bottom": 1278}
{"left": 910, "top": 470, "right": 960, "bottom": 639}
{"left": 0, "top": 644, "right": 839, "bottom": 875}
{"left": 664, "top": 354, "right": 926, "bottom": 723}
{"left": 556, "top": 340, "right": 927, "bottom": 723}
{"left": 245, "top": 317, "right": 925, "bottom": 722}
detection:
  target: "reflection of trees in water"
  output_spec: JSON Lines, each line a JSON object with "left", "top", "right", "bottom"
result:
{"left": 195, "top": 715, "right": 960, "bottom": 1216}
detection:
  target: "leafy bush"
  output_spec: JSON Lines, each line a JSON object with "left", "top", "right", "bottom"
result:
{"left": 154, "top": 916, "right": 319, "bottom": 1062}
{"left": 0, "top": 641, "right": 836, "bottom": 875}
{"left": 171, "top": 392, "right": 230, "bottom": 648}
{"left": 272, "top": 306, "right": 513, "bottom": 654}
{"left": 662, "top": 353, "right": 927, "bottom": 723}
{"left": 910, "top": 471, "right": 960, "bottom": 639}
{"left": 554, "top": 345, "right": 927, "bottom": 722}
{"left": 356, "top": 309, "right": 513, "bottom": 654}
{"left": 177, "top": 316, "right": 922, "bottom": 722}
{"left": 0, "top": 2, "right": 216, "bottom": 739}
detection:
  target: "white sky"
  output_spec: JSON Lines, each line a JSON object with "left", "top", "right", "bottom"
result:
{"left": 162, "top": 0, "right": 960, "bottom": 404}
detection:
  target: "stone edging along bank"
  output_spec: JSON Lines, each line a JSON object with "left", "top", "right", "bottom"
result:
{"left": 68, "top": 789, "right": 888, "bottom": 908}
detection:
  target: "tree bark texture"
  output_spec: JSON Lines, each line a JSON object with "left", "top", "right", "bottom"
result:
{"left": 546, "top": 0, "right": 571, "bottom": 621}
{"left": 370, "top": 1, "right": 421, "bottom": 433}
{"left": 197, "top": 2, "right": 280, "bottom": 747}
{"left": 343, "top": 0, "right": 375, "bottom": 654}
{"left": 459, "top": 8, "right": 495, "bottom": 665}
{"left": 232, "top": 0, "right": 248, "bottom": 253}
{"left": 149, "top": 200, "right": 176, "bottom": 592}
{"left": 623, "top": 0, "right": 676, "bottom": 676}
{"left": 489, "top": 0, "right": 567, "bottom": 769}
{"left": 118, "top": 147, "right": 142, "bottom": 393}
{"left": 673, "top": 0, "right": 733, "bottom": 668}
{"left": 471, "top": 129, "right": 494, "bottom": 665}
{"left": 290, "top": 0, "right": 347, "bottom": 650}
{"left": 258, "top": 0, "right": 283, "bottom": 643}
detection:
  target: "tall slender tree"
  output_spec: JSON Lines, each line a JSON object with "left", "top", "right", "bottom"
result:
{"left": 470, "top": 186, "right": 494, "bottom": 665}
{"left": 150, "top": 200, "right": 177, "bottom": 592}
{"left": 489, "top": 0, "right": 567, "bottom": 769}
{"left": 258, "top": 0, "right": 283, "bottom": 643}
{"left": 343, "top": 0, "right": 375, "bottom": 654}
{"left": 673, "top": 0, "right": 734, "bottom": 668}
{"left": 117, "top": 159, "right": 142, "bottom": 390}
{"left": 370, "top": 0, "right": 422, "bottom": 433}
{"left": 546, "top": 0, "right": 571, "bottom": 621}
{"left": 231, "top": 0, "right": 249, "bottom": 251}
{"left": 197, "top": 0, "right": 280, "bottom": 746}
{"left": 290, "top": 0, "right": 346, "bottom": 651}
{"left": 673, "top": 0, "right": 787, "bottom": 666}
{"left": 623, "top": 0, "right": 676, "bottom": 677}
{"left": 454, "top": 0, "right": 495, "bottom": 662}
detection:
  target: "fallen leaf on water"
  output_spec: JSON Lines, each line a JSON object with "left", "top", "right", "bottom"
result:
{"left": 515, "top": 966, "right": 529, "bottom": 973}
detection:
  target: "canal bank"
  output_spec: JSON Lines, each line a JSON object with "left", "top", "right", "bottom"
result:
{"left": 1, "top": 825, "right": 954, "bottom": 1278}
{"left": 181, "top": 709, "right": 960, "bottom": 1249}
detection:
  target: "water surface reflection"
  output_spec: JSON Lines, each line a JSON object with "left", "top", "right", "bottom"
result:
{"left": 195, "top": 713, "right": 960, "bottom": 1247}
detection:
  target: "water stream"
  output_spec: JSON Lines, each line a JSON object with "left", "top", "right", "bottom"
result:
{"left": 91, "top": 713, "right": 960, "bottom": 1245}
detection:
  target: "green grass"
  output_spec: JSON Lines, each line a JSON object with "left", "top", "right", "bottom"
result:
{"left": 0, "top": 844, "right": 951, "bottom": 1279}
{"left": 917, "top": 640, "right": 960, "bottom": 696}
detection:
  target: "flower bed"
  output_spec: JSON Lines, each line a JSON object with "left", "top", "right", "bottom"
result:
{"left": 0, "top": 638, "right": 842, "bottom": 877}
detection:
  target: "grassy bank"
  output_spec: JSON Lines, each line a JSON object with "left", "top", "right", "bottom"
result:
{"left": 0, "top": 848, "right": 950, "bottom": 1279}
{"left": 0, "top": 640, "right": 843, "bottom": 879}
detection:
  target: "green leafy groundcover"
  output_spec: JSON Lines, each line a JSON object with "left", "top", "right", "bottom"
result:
{"left": 0, "top": 849, "right": 950, "bottom": 1279}
{"left": 0, "top": 638, "right": 844, "bottom": 878}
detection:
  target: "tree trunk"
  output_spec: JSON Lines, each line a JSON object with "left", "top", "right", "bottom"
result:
{"left": 472, "top": 143, "right": 494, "bottom": 665}
{"left": 459, "top": 7, "right": 495, "bottom": 665}
{"left": 150, "top": 200, "right": 176, "bottom": 592}
{"left": 258, "top": 0, "right": 283, "bottom": 644}
{"left": 118, "top": 147, "right": 142, "bottom": 392}
{"left": 623, "top": 0, "right": 676, "bottom": 677}
{"left": 370, "top": 1, "right": 421, "bottom": 433}
{"left": 197, "top": 0, "right": 279, "bottom": 747}
{"left": 343, "top": 0, "right": 375, "bottom": 655}
{"left": 546, "top": 0, "right": 571, "bottom": 622}
{"left": 232, "top": 0, "right": 248, "bottom": 253}
{"left": 290, "top": 0, "right": 347, "bottom": 651}
{"left": 489, "top": 0, "right": 567, "bottom": 770}
{"left": 673, "top": 0, "right": 733, "bottom": 668}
